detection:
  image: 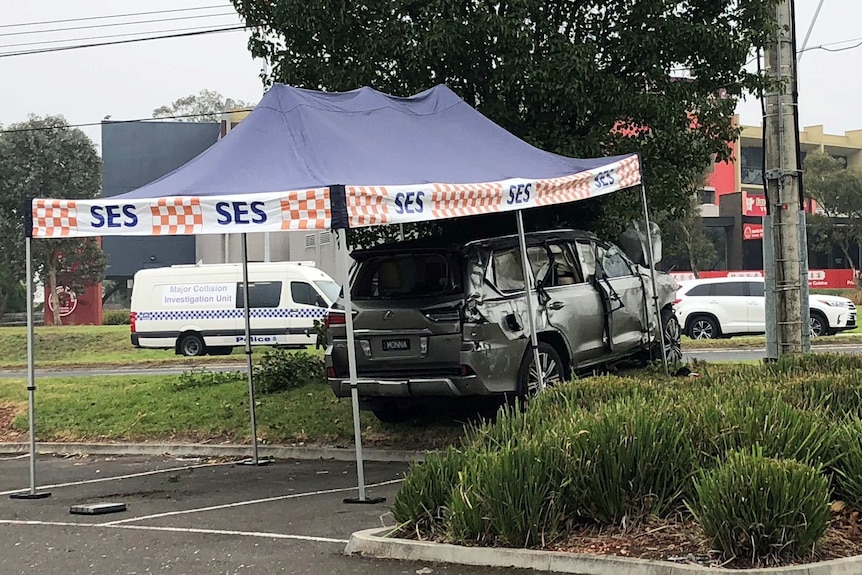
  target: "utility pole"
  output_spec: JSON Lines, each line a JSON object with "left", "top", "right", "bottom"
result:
{"left": 763, "top": 0, "right": 806, "bottom": 357}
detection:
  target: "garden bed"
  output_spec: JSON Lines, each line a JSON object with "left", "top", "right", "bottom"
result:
{"left": 391, "top": 354, "right": 862, "bottom": 569}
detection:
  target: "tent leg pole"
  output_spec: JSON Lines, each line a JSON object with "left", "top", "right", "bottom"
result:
{"left": 11, "top": 236, "right": 50, "bottom": 500}
{"left": 516, "top": 211, "right": 544, "bottom": 394}
{"left": 339, "top": 228, "right": 384, "bottom": 505}
{"left": 639, "top": 185, "right": 669, "bottom": 377}
{"left": 238, "top": 233, "right": 266, "bottom": 467}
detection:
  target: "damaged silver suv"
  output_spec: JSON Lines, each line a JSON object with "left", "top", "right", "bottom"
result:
{"left": 325, "top": 229, "right": 681, "bottom": 421}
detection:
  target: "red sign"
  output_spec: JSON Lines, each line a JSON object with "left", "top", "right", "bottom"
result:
{"left": 742, "top": 223, "right": 764, "bottom": 240}
{"left": 46, "top": 286, "right": 78, "bottom": 317}
{"left": 675, "top": 269, "right": 856, "bottom": 289}
{"left": 742, "top": 192, "right": 767, "bottom": 217}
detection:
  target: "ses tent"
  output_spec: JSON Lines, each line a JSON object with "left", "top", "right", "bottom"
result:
{"left": 19, "top": 84, "right": 661, "bottom": 501}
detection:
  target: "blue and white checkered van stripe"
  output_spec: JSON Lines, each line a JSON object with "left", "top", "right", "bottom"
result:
{"left": 137, "top": 308, "right": 329, "bottom": 321}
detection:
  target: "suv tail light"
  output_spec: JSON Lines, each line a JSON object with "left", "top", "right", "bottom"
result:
{"left": 130, "top": 311, "right": 137, "bottom": 333}
{"left": 673, "top": 298, "right": 682, "bottom": 306}
{"left": 324, "top": 311, "right": 345, "bottom": 328}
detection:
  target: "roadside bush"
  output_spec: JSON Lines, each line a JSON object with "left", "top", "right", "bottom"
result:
{"left": 174, "top": 368, "right": 244, "bottom": 390}
{"left": 103, "top": 310, "right": 130, "bottom": 325}
{"left": 683, "top": 384, "right": 837, "bottom": 467}
{"left": 830, "top": 419, "right": 862, "bottom": 508}
{"left": 392, "top": 448, "right": 465, "bottom": 534}
{"left": 689, "top": 449, "right": 830, "bottom": 564}
{"left": 571, "top": 395, "right": 696, "bottom": 523}
{"left": 780, "top": 372, "right": 862, "bottom": 421}
{"left": 254, "top": 350, "right": 324, "bottom": 394}
{"left": 446, "top": 437, "right": 575, "bottom": 547}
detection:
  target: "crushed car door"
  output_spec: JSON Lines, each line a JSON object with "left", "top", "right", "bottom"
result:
{"left": 536, "top": 242, "right": 606, "bottom": 364}
{"left": 575, "top": 240, "right": 647, "bottom": 353}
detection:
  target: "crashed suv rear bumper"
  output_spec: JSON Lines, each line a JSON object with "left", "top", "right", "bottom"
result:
{"left": 329, "top": 375, "right": 479, "bottom": 398}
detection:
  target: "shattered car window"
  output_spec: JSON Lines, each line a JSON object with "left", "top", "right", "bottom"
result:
{"left": 352, "top": 253, "right": 461, "bottom": 299}
{"left": 488, "top": 247, "right": 550, "bottom": 293}
{"left": 601, "top": 246, "right": 634, "bottom": 278}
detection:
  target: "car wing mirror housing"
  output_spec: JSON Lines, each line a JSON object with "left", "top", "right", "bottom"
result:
{"left": 619, "top": 220, "right": 663, "bottom": 267}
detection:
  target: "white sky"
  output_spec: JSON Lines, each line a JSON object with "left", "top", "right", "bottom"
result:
{"left": 1, "top": 0, "right": 861, "bottom": 152}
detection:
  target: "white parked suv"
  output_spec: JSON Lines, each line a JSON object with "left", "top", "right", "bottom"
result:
{"left": 675, "top": 277, "right": 856, "bottom": 339}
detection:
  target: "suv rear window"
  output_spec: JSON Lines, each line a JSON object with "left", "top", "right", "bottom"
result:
{"left": 352, "top": 253, "right": 462, "bottom": 299}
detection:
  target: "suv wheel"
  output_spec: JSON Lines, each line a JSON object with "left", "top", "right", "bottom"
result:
{"left": 518, "top": 342, "right": 564, "bottom": 398}
{"left": 810, "top": 311, "right": 830, "bottom": 337}
{"left": 661, "top": 308, "right": 683, "bottom": 363}
{"left": 688, "top": 315, "right": 719, "bottom": 340}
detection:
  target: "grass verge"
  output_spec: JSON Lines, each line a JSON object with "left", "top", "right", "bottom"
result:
{"left": 0, "top": 372, "right": 467, "bottom": 449}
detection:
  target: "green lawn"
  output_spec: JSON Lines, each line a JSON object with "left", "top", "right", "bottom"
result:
{"left": 0, "top": 373, "right": 467, "bottom": 448}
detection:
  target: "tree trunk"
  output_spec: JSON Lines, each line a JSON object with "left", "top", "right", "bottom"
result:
{"left": 47, "top": 266, "right": 62, "bottom": 326}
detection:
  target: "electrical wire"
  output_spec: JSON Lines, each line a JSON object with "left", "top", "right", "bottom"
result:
{"left": 0, "top": 5, "right": 232, "bottom": 29}
{"left": 0, "top": 23, "right": 243, "bottom": 50}
{"left": 0, "top": 109, "right": 257, "bottom": 134}
{"left": 0, "top": 12, "right": 238, "bottom": 39}
{"left": 0, "top": 26, "right": 246, "bottom": 59}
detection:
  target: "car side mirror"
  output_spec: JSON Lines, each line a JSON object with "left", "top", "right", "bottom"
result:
{"left": 619, "top": 220, "right": 663, "bottom": 267}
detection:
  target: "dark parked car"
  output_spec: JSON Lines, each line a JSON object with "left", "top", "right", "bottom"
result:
{"left": 325, "top": 229, "right": 680, "bottom": 421}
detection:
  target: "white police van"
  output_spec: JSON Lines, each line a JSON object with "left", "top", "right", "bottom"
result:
{"left": 130, "top": 262, "right": 339, "bottom": 356}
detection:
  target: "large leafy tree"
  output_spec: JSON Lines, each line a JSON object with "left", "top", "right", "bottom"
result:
{"left": 0, "top": 115, "right": 106, "bottom": 325}
{"left": 804, "top": 152, "right": 862, "bottom": 280}
{"left": 152, "top": 89, "right": 255, "bottom": 122}
{"left": 232, "top": 0, "right": 777, "bottom": 242}
{"left": 662, "top": 194, "right": 716, "bottom": 274}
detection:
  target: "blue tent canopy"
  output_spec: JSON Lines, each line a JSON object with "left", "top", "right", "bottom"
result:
{"left": 29, "top": 84, "right": 641, "bottom": 237}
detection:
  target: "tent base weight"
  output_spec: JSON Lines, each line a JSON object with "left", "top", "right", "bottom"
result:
{"left": 343, "top": 496, "right": 386, "bottom": 505}
{"left": 10, "top": 491, "right": 51, "bottom": 500}
{"left": 237, "top": 458, "right": 271, "bottom": 466}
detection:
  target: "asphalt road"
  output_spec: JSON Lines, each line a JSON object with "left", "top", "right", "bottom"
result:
{"left": 0, "top": 454, "right": 529, "bottom": 575}
{"left": 1, "top": 343, "right": 861, "bottom": 378}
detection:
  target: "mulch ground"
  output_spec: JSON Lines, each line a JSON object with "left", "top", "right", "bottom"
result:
{"left": 546, "top": 504, "right": 862, "bottom": 569}
{"left": 0, "top": 403, "right": 23, "bottom": 441}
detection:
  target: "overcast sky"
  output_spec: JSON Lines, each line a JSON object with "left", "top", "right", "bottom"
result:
{"left": 2, "top": 0, "right": 860, "bottom": 151}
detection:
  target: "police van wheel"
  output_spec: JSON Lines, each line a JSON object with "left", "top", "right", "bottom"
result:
{"left": 178, "top": 333, "right": 206, "bottom": 357}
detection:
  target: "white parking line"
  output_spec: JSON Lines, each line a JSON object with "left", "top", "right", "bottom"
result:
{"left": 103, "top": 478, "right": 404, "bottom": 525}
{"left": 0, "top": 519, "right": 348, "bottom": 544}
{"left": 0, "top": 461, "right": 235, "bottom": 497}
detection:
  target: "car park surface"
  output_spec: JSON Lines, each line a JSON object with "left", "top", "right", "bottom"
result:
{"left": 0, "top": 453, "right": 524, "bottom": 575}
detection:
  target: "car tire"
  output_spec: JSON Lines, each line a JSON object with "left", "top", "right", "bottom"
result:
{"left": 370, "top": 401, "right": 413, "bottom": 423}
{"left": 517, "top": 341, "right": 565, "bottom": 399}
{"left": 809, "top": 311, "right": 830, "bottom": 338}
{"left": 687, "top": 315, "right": 720, "bottom": 340}
{"left": 208, "top": 346, "right": 233, "bottom": 356}
{"left": 659, "top": 307, "right": 683, "bottom": 363}
{"left": 178, "top": 333, "right": 206, "bottom": 357}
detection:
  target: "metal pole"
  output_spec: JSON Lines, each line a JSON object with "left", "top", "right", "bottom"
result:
{"left": 339, "top": 228, "right": 383, "bottom": 504}
{"left": 797, "top": 0, "right": 826, "bottom": 63}
{"left": 639, "top": 185, "right": 669, "bottom": 376}
{"left": 238, "top": 233, "right": 265, "bottom": 466}
{"left": 515, "top": 211, "right": 544, "bottom": 393}
{"left": 11, "top": 236, "right": 50, "bottom": 499}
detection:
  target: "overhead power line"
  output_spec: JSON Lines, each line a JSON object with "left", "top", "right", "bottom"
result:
{"left": 0, "top": 12, "right": 238, "bottom": 39}
{"left": 0, "top": 23, "right": 244, "bottom": 50}
{"left": 0, "top": 26, "right": 246, "bottom": 59}
{"left": 0, "top": 5, "right": 233, "bottom": 29}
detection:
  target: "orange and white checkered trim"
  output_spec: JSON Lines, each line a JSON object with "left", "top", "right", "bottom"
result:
{"left": 430, "top": 183, "right": 502, "bottom": 219}
{"left": 32, "top": 199, "right": 78, "bottom": 238}
{"left": 150, "top": 197, "right": 203, "bottom": 235}
{"left": 614, "top": 155, "right": 642, "bottom": 189}
{"left": 280, "top": 188, "right": 331, "bottom": 230}
{"left": 346, "top": 186, "right": 390, "bottom": 227}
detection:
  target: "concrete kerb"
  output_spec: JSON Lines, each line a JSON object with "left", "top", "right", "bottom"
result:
{"left": 346, "top": 528, "right": 862, "bottom": 575}
{"left": 0, "top": 442, "right": 425, "bottom": 463}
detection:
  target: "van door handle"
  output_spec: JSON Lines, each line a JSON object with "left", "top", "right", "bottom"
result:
{"left": 548, "top": 301, "right": 565, "bottom": 310}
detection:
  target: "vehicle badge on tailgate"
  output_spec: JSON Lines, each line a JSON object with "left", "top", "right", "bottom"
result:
{"left": 383, "top": 310, "right": 393, "bottom": 320}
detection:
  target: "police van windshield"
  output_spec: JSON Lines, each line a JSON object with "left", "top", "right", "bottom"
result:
{"left": 314, "top": 280, "right": 340, "bottom": 304}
